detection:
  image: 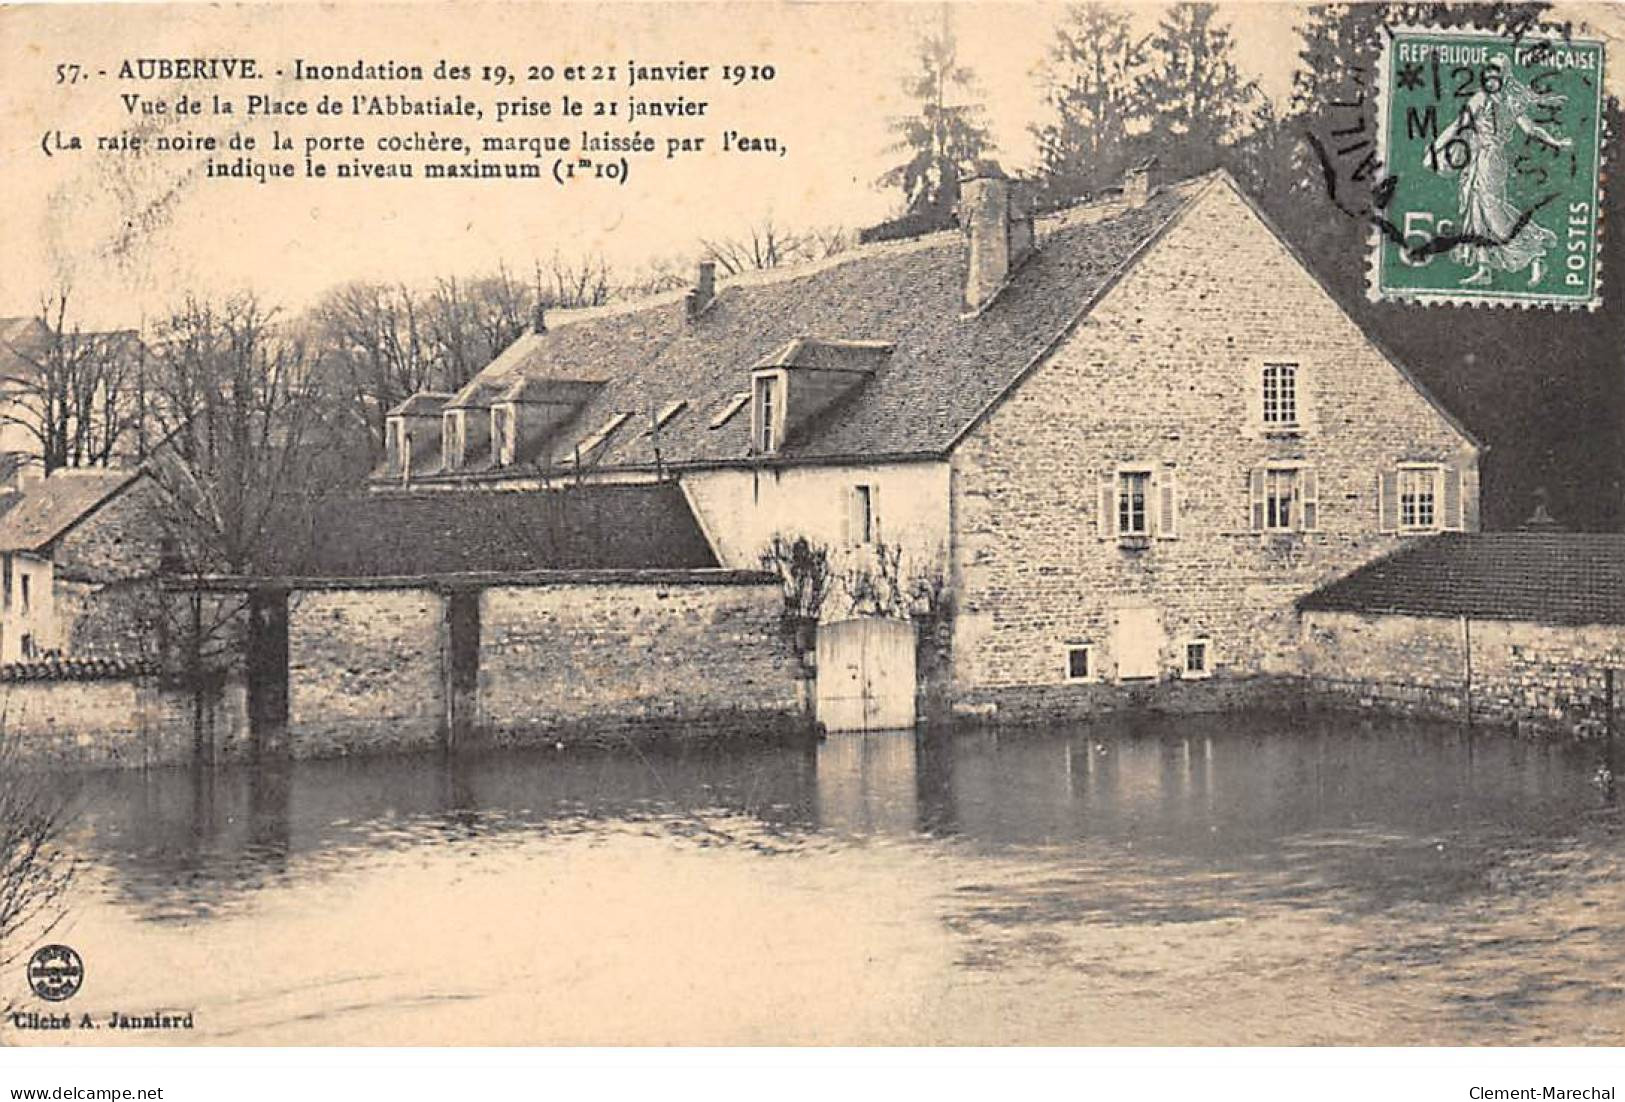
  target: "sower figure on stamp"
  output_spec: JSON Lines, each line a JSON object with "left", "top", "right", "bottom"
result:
{"left": 1430, "top": 53, "right": 1572, "bottom": 287}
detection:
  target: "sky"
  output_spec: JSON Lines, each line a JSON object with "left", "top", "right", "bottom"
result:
{"left": 0, "top": 0, "right": 1620, "bottom": 326}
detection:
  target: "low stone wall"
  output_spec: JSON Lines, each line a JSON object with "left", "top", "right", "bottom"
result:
{"left": 1301, "top": 610, "right": 1625, "bottom": 738}
{"left": 478, "top": 577, "right": 805, "bottom": 745}
{"left": 949, "top": 673, "right": 1303, "bottom": 727}
{"left": 3, "top": 668, "right": 251, "bottom": 769}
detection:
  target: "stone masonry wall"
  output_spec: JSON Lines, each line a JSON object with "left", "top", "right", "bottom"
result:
{"left": 949, "top": 177, "right": 1479, "bottom": 718}
{"left": 1302, "top": 610, "right": 1625, "bottom": 738}
{"left": 3, "top": 673, "right": 251, "bottom": 769}
{"left": 286, "top": 587, "right": 447, "bottom": 756}
{"left": 52, "top": 475, "right": 168, "bottom": 660}
{"left": 478, "top": 580, "right": 804, "bottom": 744}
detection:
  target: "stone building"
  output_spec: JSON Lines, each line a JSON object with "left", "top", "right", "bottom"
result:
{"left": 0, "top": 467, "right": 164, "bottom": 662}
{"left": 1299, "top": 532, "right": 1625, "bottom": 736}
{"left": 371, "top": 166, "right": 1480, "bottom": 716}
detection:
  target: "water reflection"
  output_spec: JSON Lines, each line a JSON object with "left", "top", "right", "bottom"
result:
{"left": 62, "top": 714, "right": 1620, "bottom": 924}
{"left": 23, "top": 714, "right": 1625, "bottom": 1045}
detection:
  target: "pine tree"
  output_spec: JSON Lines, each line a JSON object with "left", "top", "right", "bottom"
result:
{"left": 878, "top": 8, "right": 995, "bottom": 219}
{"left": 1133, "top": 3, "right": 1258, "bottom": 179}
{"left": 1031, "top": 4, "right": 1145, "bottom": 204}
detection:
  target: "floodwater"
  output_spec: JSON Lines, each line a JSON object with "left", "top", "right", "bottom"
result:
{"left": 6, "top": 714, "right": 1624, "bottom": 1045}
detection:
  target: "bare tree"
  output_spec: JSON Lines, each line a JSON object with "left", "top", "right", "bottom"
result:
{"left": 0, "top": 288, "right": 143, "bottom": 473}
{"left": 0, "top": 729, "right": 76, "bottom": 1008}
{"left": 144, "top": 294, "right": 345, "bottom": 576}
{"left": 699, "top": 217, "right": 804, "bottom": 276}
{"left": 310, "top": 282, "right": 436, "bottom": 463}
{"left": 536, "top": 253, "right": 613, "bottom": 309}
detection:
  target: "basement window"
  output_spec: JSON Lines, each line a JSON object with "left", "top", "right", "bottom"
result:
{"left": 1064, "top": 644, "right": 1095, "bottom": 682}
{"left": 1182, "top": 638, "right": 1212, "bottom": 679}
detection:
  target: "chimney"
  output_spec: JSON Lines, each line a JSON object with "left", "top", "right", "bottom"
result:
{"left": 960, "top": 164, "right": 1036, "bottom": 314}
{"left": 13, "top": 458, "right": 42, "bottom": 492}
{"left": 531, "top": 302, "right": 547, "bottom": 335}
{"left": 1123, "top": 156, "right": 1158, "bottom": 208}
{"left": 686, "top": 260, "right": 717, "bottom": 320}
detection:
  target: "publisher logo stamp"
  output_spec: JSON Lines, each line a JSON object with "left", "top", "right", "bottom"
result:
{"left": 1374, "top": 26, "right": 1605, "bottom": 309}
{"left": 26, "top": 944, "right": 84, "bottom": 1002}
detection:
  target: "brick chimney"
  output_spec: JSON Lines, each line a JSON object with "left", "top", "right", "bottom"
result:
{"left": 960, "top": 165, "right": 1035, "bottom": 314}
{"left": 686, "top": 260, "right": 717, "bottom": 319}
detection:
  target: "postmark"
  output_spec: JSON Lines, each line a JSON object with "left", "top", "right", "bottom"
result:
{"left": 1371, "top": 25, "right": 1605, "bottom": 309}
{"left": 26, "top": 943, "right": 84, "bottom": 1002}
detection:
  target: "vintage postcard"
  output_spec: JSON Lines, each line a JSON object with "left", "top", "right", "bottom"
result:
{"left": 0, "top": 0, "right": 1621, "bottom": 1075}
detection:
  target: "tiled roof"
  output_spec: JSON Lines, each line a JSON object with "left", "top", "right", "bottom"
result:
{"left": 419, "top": 177, "right": 1211, "bottom": 479}
{"left": 267, "top": 482, "right": 718, "bottom": 577}
{"left": 0, "top": 469, "right": 142, "bottom": 554}
{"left": 1298, "top": 533, "right": 1625, "bottom": 626}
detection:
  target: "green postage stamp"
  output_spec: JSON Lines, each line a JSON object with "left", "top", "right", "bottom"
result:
{"left": 1373, "top": 26, "right": 1606, "bottom": 309}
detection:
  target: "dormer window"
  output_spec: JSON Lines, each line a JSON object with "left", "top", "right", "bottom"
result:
{"left": 1262, "top": 362, "right": 1298, "bottom": 428}
{"left": 443, "top": 410, "right": 466, "bottom": 470}
{"left": 752, "top": 372, "right": 784, "bottom": 453}
{"left": 491, "top": 406, "right": 513, "bottom": 466}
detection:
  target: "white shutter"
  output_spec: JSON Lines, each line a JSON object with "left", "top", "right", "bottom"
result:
{"left": 1157, "top": 466, "right": 1178, "bottom": 538}
{"left": 1249, "top": 468, "right": 1266, "bottom": 531}
{"left": 870, "top": 483, "right": 882, "bottom": 544}
{"left": 1300, "top": 467, "right": 1319, "bottom": 531}
{"left": 1098, "top": 472, "right": 1117, "bottom": 539}
{"left": 1441, "top": 466, "right": 1463, "bottom": 531}
{"left": 1379, "top": 469, "right": 1399, "bottom": 532}
{"left": 842, "top": 487, "right": 857, "bottom": 547}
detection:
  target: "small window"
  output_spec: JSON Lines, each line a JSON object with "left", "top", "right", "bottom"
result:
{"left": 1182, "top": 638, "right": 1211, "bottom": 679}
{"left": 709, "top": 391, "right": 750, "bottom": 429}
{"left": 848, "top": 484, "right": 876, "bottom": 546}
{"left": 646, "top": 399, "right": 688, "bottom": 435}
{"left": 3, "top": 554, "right": 11, "bottom": 610}
{"left": 1065, "top": 644, "right": 1094, "bottom": 682}
{"left": 1117, "top": 470, "right": 1151, "bottom": 536}
{"left": 1262, "top": 362, "right": 1298, "bottom": 427}
{"left": 1399, "top": 466, "right": 1438, "bottom": 530}
{"left": 753, "top": 374, "right": 781, "bottom": 453}
{"left": 20, "top": 633, "right": 35, "bottom": 660}
{"left": 20, "top": 573, "right": 30, "bottom": 615}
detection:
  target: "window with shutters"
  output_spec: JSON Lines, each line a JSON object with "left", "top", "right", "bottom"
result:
{"left": 1262, "top": 363, "right": 1298, "bottom": 427}
{"left": 1250, "top": 464, "right": 1319, "bottom": 532}
{"left": 1380, "top": 464, "right": 1465, "bottom": 533}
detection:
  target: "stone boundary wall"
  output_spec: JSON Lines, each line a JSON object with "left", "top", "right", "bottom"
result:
{"left": 477, "top": 578, "right": 806, "bottom": 746}
{"left": 1301, "top": 610, "right": 1625, "bottom": 738}
{"left": 949, "top": 674, "right": 1303, "bottom": 727}
{"left": 3, "top": 674, "right": 249, "bottom": 769}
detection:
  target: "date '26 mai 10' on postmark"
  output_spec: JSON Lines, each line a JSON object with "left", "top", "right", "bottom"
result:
{"left": 1374, "top": 25, "right": 1605, "bottom": 309}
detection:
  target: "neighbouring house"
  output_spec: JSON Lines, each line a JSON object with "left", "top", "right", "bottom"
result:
{"left": 371, "top": 164, "right": 1481, "bottom": 718}
{"left": 0, "top": 467, "right": 165, "bottom": 662}
{"left": 1298, "top": 532, "right": 1625, "bottom": 736}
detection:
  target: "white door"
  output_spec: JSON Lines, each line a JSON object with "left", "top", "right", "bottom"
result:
{"left": 1112, "top": 606, "right": 1162, "bottom": 680}
{"left": 815, "top": 618, "right": 917, "bottom": 732}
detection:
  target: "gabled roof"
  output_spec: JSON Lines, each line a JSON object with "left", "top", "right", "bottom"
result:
{"left": 0, "top": 469, "right": 143, "bottom": 554}
{"left": 268, "top": 482, "right": 718, "bottom": 577}
{"left": 424, "top": 176, "right": 1212, "bottom": 477}
{"left": 386, "top": 392, "right": 453, "bottom": 417}
{"left": 1299, "top": 533, "right": 1625, "bottom": 626}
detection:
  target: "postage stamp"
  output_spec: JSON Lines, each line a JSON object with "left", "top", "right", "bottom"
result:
{"left": 1372, "top": 25, "right": 1606, "bottom": 309}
